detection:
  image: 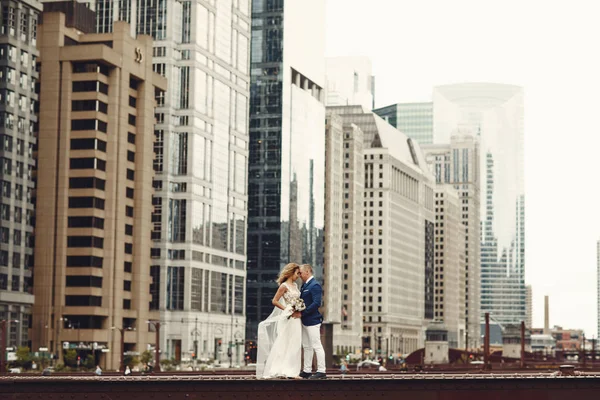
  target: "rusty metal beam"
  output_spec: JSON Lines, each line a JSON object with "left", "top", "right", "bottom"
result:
{"left": 3, "top": 374, "right": 600, "bottom": 400}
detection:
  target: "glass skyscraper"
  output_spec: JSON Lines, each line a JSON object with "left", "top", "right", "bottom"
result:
{"left": 53, "top": 0, "right": 252, "bottom": 365}
{"left": 433, "top": 83, "right": 525, "bottom": 327}
{"left": 374, "top": 102, "right": 433, "bottom": 145}
{"left": 0, "top": 0, "right": 41, "bottom": 349}
{"left": 246, "top": 0, "right": 326, "bottom": 339}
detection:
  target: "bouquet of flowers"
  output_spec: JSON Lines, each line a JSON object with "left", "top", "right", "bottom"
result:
{"left": 287, "top": 298, "right": 306, "bottom": 319}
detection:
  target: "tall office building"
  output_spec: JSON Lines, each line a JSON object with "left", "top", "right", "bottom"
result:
{"left": 374, "top": 102, "right": 433, "bottom": 145}
{"left": 324, "top": 111, "right": 364, "bottom": 355}
{"left": 422, "top": 132, "right": 481, "bottom": 349}
{"left": 32, "top": 10, "right": 166, "bottom": 369}
{"left": 433, "top": 83, "right": 525, "bottom": 327}
{"left": 246, "top": 0, "right": 326, "bottom": 338}
{"left": 0, "top": 0, "right": 41, "bottom": 349}
{"left": 325, "top": 56, "right": 374, "bottom": 110}
{"left": 327, "top": 105, "right": 435, "bottom": 356}
{"left": 323, "top": 114, "right": 343, "bottom": 328}
{"left": 40, "top": 0, "right": 252, "bottom": 366}
{"left": 432, "top": 186, "right": 466, "bottom": 349}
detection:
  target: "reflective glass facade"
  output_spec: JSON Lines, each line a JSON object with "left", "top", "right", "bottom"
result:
{"left": 0, "top": 0, "right": 40, "bottom": 349}
{"left": 433, "top": 83, "right": 525, "bottom": 326}
{"left": 246, "top": 0, "right": 326, "bottom": 338}
{"left": 83, "top": 0, "right": 251, "bottom": 365}
{"left": 374, "top": 102, "right": 433, "bottom": 145}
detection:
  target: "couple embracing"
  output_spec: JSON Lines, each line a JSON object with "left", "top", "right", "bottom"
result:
{"left": 256, "top": 263, "right": 326, "bottom": 379}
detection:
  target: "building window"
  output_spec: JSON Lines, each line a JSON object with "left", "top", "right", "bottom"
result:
{"left": 66, "top": 255, "right": 103, "bottom": 268}
{"left": 72, "top": 80, "right": 108, "bottom": 95}
{"left": 69, "top": 177, "right": 106, "bottom": 190}
{"left": 170, "top": 132, "right": 188, "bottom": 175}
{"left": 68, "top": 197, "right": 105, "bottom": 210}
{"left": 65, "top": 295, "right": 102, "bottom": 307}
{"left": 69, "top": 157, "right": 106, "bottom": 171}
{"left": 67, "top": 236, "right": 104, "bottom": 249}
{"left": 72, "top": 99, "right": 108, "bottom": 113}
{"left": 167, "top": 266, "right": 184, "bottom": 310}
{"left": 72, "top": 62, "right": 110, "bottom": 76}
{"left": 71, "top": 119, "right": 107, "bottom": 133}
{"left": 71, "top": 138, "right": 107, "bottom": 152}
{"left": 150, "top": 265, "right": 160, "bottom": 310}
{"left": 68, "top": 216, "right": 104, "bottom": 229}
{"left": 66, "top": 276, "right": 102, "bottom": 287}
{"left": 168, "top": 199, "right": 186, "bottom": 242}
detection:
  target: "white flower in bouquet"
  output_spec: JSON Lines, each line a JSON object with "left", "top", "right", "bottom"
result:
{"left": 287, "top": 298, "right": 306, "bottom": 319}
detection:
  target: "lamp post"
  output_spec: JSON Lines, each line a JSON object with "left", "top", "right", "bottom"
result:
{"left": 111, "top": 326, "right": 135, "bottom": 372}
{"left": 0, "top": 319, "right": 19, "bottom": 374}
{"left": 146, "top": 320, "right": 162, "bottom": 372}
{"left": 55, "top": 317, "right": 68, "bottom": 365}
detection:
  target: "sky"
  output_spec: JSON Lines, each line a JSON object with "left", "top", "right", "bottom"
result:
{"left": 325, "top": 0, "right": 600, "bottom": 337}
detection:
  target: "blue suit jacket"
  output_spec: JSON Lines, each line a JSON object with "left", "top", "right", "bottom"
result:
{"left": 300, "top": 278, "right": 323, "bottom": 326}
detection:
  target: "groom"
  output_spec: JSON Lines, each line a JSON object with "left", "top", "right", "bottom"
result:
{"left": 293, "top": 264, "right": 326, "bottom": 379}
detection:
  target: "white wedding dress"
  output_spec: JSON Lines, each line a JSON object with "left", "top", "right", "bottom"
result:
{"left": 256, "top": 282, "right": 302, "bottom": 378}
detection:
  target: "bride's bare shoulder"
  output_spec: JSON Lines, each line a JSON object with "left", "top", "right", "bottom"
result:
{"left": 278, "top": 282, "right": 289, "bottom": 291}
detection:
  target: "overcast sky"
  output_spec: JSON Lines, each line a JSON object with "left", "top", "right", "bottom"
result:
{"left": 325, "top": 0, "right": 600, "bottom": 337}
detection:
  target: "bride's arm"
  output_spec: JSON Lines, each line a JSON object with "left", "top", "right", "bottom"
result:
{"left": 271, "top": 285, "right": 288, "bottom": 311}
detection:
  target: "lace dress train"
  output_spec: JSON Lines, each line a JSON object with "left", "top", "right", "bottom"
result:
{"left": 256, "top": 282, "right": 302, "bottom": 378}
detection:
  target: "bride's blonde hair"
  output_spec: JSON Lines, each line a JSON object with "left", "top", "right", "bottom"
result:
{"left": 277, "top": 263, "right": 299, "bottom": 285}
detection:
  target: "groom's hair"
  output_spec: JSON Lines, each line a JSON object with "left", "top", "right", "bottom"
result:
{"left": 300, "top": 264, "right": 313, "bottom": 275}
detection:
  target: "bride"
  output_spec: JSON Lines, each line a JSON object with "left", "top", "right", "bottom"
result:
{"left": 256, "top": 263, "right": 302, "bottom": 379}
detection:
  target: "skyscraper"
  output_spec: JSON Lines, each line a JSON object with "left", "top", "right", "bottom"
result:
{"left": 40, "top": 0, "right": 251, "bottom": 365}
{"left": 433, "top": 83, "right": 525, "bottom": 327}
{"left": 327, "top": 105, "right": 435, "bottom": 356}
{"left": 32, "top": 11, "right": 166, "bottom": 369}
{"left": 432, "top": 186, "right": 466, "bottom": 349}
{"left": 422, "top": 132, "right": 481, "bottom": 349}
{"left": 325, "top": 56, "right": 374, "bottom": 110}
{"left": 374, "top": 102, "right": 434, "bottom": 145}
{"left": 246, "top": 0, "right": 326, "bottom": 339}
{"left": 323, "top": 112, "right": 364, "bottom": 354}
{"left": 0, "top": 0, "right": 42, "bottom": 349}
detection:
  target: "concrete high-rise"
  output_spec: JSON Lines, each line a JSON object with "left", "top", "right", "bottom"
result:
{"left": 246, "top": 0, "right": 326, "bottom": 339}
{"left": 433, "top": 83, "right": 525, "bottom": 327}
{"left": 422, "top": 132, "right": 481, "bottom": 349}
{"left": 327, "top": 105, "right": 435, "bottom": 356}
{"left": 48, "top": 0, "right": 253, "bottom": 365}
{"left": 432, "top": 186, "right": 466, "bottom": 349}
{"left": 422, "top": 133, "right": 481, "bottom": 348}
{"left": 325, "top": 56, "right": 374, "bottom": 110}
{"left": 32, "top": 10, "right": 166, "bottom": 369}
{"left": 323, "top": 112, "right": 364, "bottom": 355}
{"left": 374, "top": 102, "right": 433, "bottom": 145}
{"left": 0, "top": 0, "right": 41, "bottom": 349}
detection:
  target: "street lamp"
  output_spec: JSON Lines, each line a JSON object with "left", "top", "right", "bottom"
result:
{"left": 146, "top": 320, "right": 162, "bottom": 372}
{"left": 0, "top": 319, "right": 19, "bottom": 374}
{"left": 111, "top": 326, "right": 135, "bottom": 372}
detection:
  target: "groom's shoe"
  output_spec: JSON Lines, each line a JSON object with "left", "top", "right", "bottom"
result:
{"left": 299, "top": 371, "right": 312, "bottom": 379}
{"left": 308, "top": 372, "right": 327, "bottom": 380}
